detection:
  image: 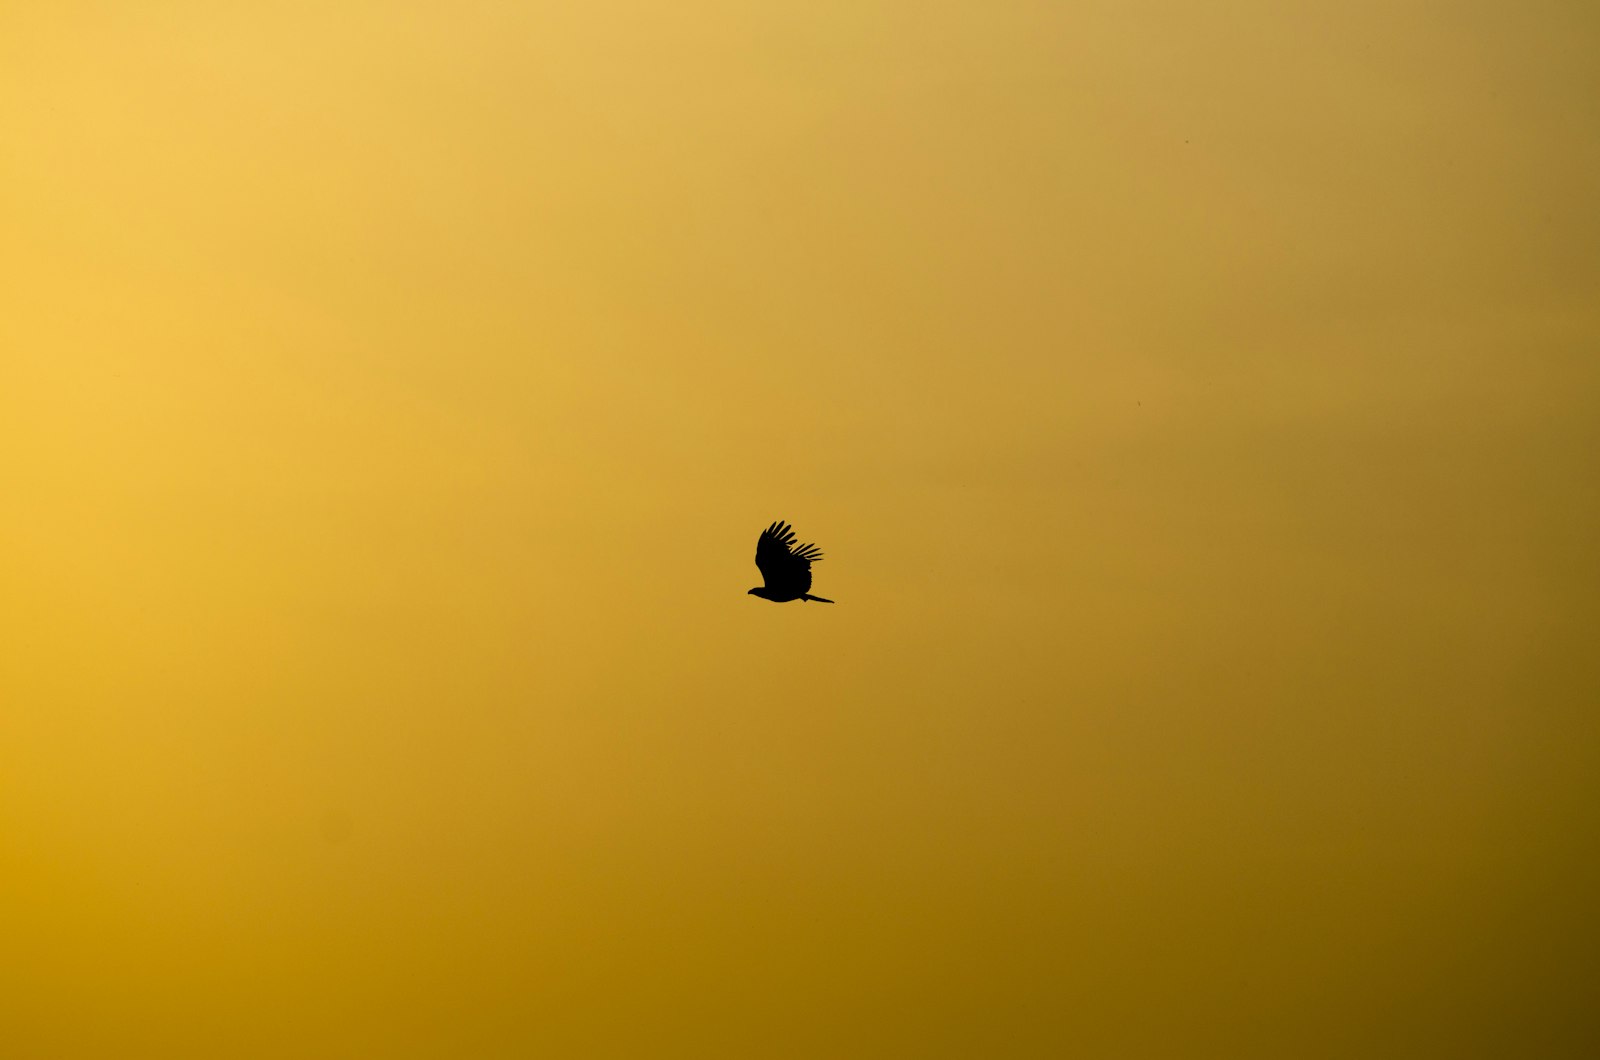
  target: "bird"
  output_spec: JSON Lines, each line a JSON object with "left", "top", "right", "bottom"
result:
{"left": 748, "top": 520, "right": 834, "bottom": 603}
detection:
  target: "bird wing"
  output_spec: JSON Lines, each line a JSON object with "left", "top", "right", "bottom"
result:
{"left": 755, "top": 520, "right": 823, "bottom": 594}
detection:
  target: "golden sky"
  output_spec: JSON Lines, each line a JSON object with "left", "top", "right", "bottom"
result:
{"left": 3, "top": 2, "right": 1598, "bottom": 1056}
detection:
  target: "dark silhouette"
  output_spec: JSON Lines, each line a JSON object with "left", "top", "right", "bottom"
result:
{"left": 748, "top": 520, "right": 834, "bottom": 603}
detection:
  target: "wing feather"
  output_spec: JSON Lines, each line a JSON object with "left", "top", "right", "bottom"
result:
{"left": 754, "top": 520, "right": 823, "bottom": 596}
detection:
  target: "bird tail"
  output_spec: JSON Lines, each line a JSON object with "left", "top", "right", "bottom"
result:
{"left": 802, "top": 594, "right": 834, "bottom": 603}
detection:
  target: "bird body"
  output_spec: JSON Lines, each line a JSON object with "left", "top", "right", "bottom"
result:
{"left": 748, "top": 520, "right": 834, "bottom": 603}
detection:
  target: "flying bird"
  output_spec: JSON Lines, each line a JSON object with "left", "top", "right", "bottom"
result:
{"left": 748, "top": 520, "right": 834, "bottom": 603}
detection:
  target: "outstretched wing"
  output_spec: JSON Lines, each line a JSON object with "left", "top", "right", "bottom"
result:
{"left": 755, "top": 520, "right": 823, "bottom": 596}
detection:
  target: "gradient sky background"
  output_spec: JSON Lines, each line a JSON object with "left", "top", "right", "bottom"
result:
{"left": 4, "top": 2, "right": 1598, "bottom": 1056}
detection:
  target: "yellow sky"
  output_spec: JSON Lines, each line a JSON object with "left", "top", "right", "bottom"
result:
{"left": 3, "top": 2, "right": 1598, "bottom": 1056}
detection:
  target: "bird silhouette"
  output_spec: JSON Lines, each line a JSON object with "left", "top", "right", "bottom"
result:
{"left": 748, "top": 520, "right": 834, "bottom": 603}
